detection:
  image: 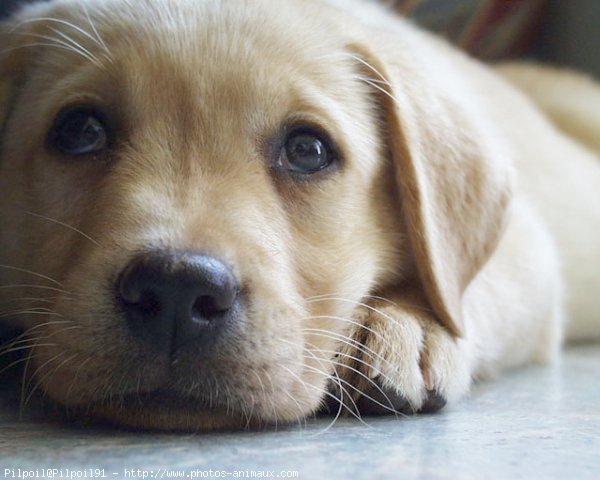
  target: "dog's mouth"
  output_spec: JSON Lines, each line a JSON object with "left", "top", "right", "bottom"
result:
{"left": 0, "top": 246, "right": 319, "bottom": 430}
{"left": 118, "top": 390, "right": 237, "bottom": 420}
{"left": 119, "top": 389, "right": 209, "bottom": 409}
{"left": 62, "top": 361, "right": 312, "bottom": 430}
{"left": 76, "top": 388, "right": 251, "bottom": 430}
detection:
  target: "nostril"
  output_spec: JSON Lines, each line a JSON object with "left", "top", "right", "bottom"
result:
{"left": 117, "top": 250, "right": 239, "bottom": 351}
{"left": 192, "top": 295, "right": 224, "bottom": 320}
{"left": 118, "top": 263, "right": 162, "bottom": 319}
{"left": 119, "top": 287, "right": 162, "bottom": 320}
{"left": 118, "top": 263, "right": 145, "bottom": 304}
{"left": 137, "top": 291, "right": 162, "bottom": 318}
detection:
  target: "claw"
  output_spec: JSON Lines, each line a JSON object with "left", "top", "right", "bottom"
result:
{"left": 368, "top": 359, "right": 382, "bottom": 379}
{"left": 422, "top": 366, "right": 435, "bottom": 391}
{"left": 356, "top": 381, "right": 415, "bottom": 415}
{"left": 356, "top": 377, "right": 447, "bottom": 416}
{"left": 419, "top": 390, "right": 446, "bottom": 413}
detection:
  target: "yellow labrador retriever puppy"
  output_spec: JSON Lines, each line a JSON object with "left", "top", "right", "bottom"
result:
{"left": 0, "top": 0, "right": 598, "bottom": 430}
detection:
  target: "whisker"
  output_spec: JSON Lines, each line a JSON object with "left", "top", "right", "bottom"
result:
{"left": 306, "top": 297, "right": 397, "bottom": 320}
{"left": 261, "top": 372, "right": 279, "bottom": 431}
{"left": 282, "top": 389, "right": 307, "bottom": 429}
{"left": 250, "top": 369, "right": 268, "bottom": 402}
{"left": 356, "top": 74, "right": 391, "bottom": 86}
{"left": 278, "top": 364, "right": 363, "bottom": 424}
{"left": 0, "top": 319, "right": 73, "bottom": 345}
{"left": 28, "top": 352, "right": 79, "bottom": 408}
{"left": 0, "top": 351, "right": 45, "bottom": 377}
{"left": 344, "top": 53, "right": 392, "bottom": 85}
{"left": 81, "top": 3, "right": 109, "bottom": 53}
{"left": 22, "top": 351, "right": 67, "bottom": 408}
{"left": 299, "top": 358, "right": 398, "bottom": 418}
{"left": 291, "top": 347, "right": 364, "bottom": 424}
{"left": 7, "top": 29, "right": 101, "bottom": 66}
{"left": 299, "top": 339, "right": 395, "bottom": 391}
{"left": 305, "top": 294, "right": 434, "bottom": 315}
{"left": 304, "top": 293, "right": 394, "bottom": 304}
{"left": 64, "top": 355, "right": 92, "bottom": 417}
{"left": 0, "top": 309, "right": 62, "bottom": 320}
{"left": 0, "top": 320, "right": 73, "bottom": 351}
{"left": 12, "top": 16, "right": 107, "bottom": 50}
{"left": 318, "top": 376, "right": 346, "bottom": 434}
{"left": 0, "top": 344, "right": 59, "bottom": 356}
{"left": 24, "top": 211, "right": 102, "bottom": 247}
{"left": 18, "top": 335, "right": 40, "bottom": 420}
{"left": 48, "top": 27, "right": 102, "bottom": 66}
{"left": 2, "top": 340, "right": 41, "bottom": 357}
{"left": 1, "top": 324, "right": 81, "bottom": 357}
{"left": 315, "top": 366, "right": 361, "bottom": 435}
{"left": 0, "top": 297, "right": 61, "bottom": 306}
{"left": 302, "top": 328, "right": 394, "bottom": 370}
{"left": 295, "top": 339, "right": 400, "bottom": 417}
{"left": 0, "top": 42, "right": 94, "bottom": 59}
{"left": 361, "top": 77, "right": 401, "bottom": 107}
{"left": 0, "top": 284, "right": 69, "bottom": 294}
{"left": 311, "top": 354, "right": 401, "bottom": 416}
{"left": 292, "top": 344, "right": 364, "bottom": 420}
{"left": 0, "top": 265, "right": 63, "bottom": 287}
{"left": 303, "top": 314, "right": 396, "bottom": 350}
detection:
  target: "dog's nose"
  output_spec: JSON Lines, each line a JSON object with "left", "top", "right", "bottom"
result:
{"left": 118, "top": 250, "right": 238, "bottom": 352}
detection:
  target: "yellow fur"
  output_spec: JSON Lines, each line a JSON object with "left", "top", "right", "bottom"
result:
{"left": 0, "top": 0, "right": 598, "bottom": 430}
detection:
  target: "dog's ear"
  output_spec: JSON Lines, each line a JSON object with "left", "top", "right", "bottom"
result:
{"left": 352, "top": 40, "right": 514, "bottom": 336}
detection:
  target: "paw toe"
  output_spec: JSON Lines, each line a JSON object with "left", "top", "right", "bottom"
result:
{"left": 356, "top": 378, "right": 447, "bottom": 416}
{"left": 419, "top": 390, "right": 447, "bottom": 413}
{"left": 356, "top": 381, "right": 414, "bottom": 415}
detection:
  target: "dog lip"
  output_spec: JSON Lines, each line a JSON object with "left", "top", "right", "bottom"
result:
{"left": 118, "top": 389, "right": 211, "bottom": 409}
{"left": 83, "top": 390, "right": 247, "bottom": 430}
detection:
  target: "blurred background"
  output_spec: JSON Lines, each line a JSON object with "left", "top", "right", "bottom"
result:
{"left": 1, "top": 0, "right": 599, "bottom": 77}
{"left": 390, "top": 0, "right": 600, "bottom": 77}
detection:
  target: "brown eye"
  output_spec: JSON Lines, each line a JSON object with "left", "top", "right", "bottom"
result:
{"left": 278, "top": 128, "right": 335, "bottom": 174}
{"left": 49, "top": 106, "right": 109, "bottom": 156}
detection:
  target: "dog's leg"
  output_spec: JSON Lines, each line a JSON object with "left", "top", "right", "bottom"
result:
{"left": 331, "top": 289, "right": 470, "bottom": 415}
{"left": 332, "top": 201, "right": 564, "bottom": 416}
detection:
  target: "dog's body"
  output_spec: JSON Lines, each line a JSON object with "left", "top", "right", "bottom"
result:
{"left": 0, "top": 0, "right": 598, "bottom": 430}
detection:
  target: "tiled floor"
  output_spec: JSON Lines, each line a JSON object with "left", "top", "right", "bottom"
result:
{"left": 1, "top": 345, "right": 599, "bottom": 480}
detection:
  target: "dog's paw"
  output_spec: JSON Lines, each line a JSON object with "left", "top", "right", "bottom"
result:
{"left": 329, "top": 297, "right": 471, "bottom": 416}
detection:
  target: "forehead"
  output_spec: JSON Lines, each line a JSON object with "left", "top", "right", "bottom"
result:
{"left": 35, "top": 2, "right": 351, "bottom": 106}
{"left": 114, "top": 2, "right": 351, "bottom": 129}
{"left": 19, "top": 0, "right": 364, "bottom": 147}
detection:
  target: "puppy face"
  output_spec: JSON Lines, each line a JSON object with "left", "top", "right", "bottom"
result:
{"left": 0, "top": 0, "right": 409, "bottom": 429}
{"left": 1, "top": 0, "right": 514, "bottom": 429}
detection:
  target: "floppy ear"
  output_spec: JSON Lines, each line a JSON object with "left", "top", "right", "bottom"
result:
{"left": 353, "top": 37, "right": 514, "bottom": 337}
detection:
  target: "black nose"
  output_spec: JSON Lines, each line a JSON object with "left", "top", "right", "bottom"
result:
{"left": 118, "top": 250, "right": 238, "bottom": 353}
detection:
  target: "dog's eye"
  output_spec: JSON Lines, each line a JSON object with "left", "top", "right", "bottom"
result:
{"left": 278, "top": 129, "right": 334, "bottom": 174}
{"left": 49, "top": 107, "right": 109, "bottom": 155}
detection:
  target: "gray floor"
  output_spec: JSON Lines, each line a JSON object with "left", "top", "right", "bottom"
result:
{"left": 1, "top": 345, "right": 599, "bottom": 480}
